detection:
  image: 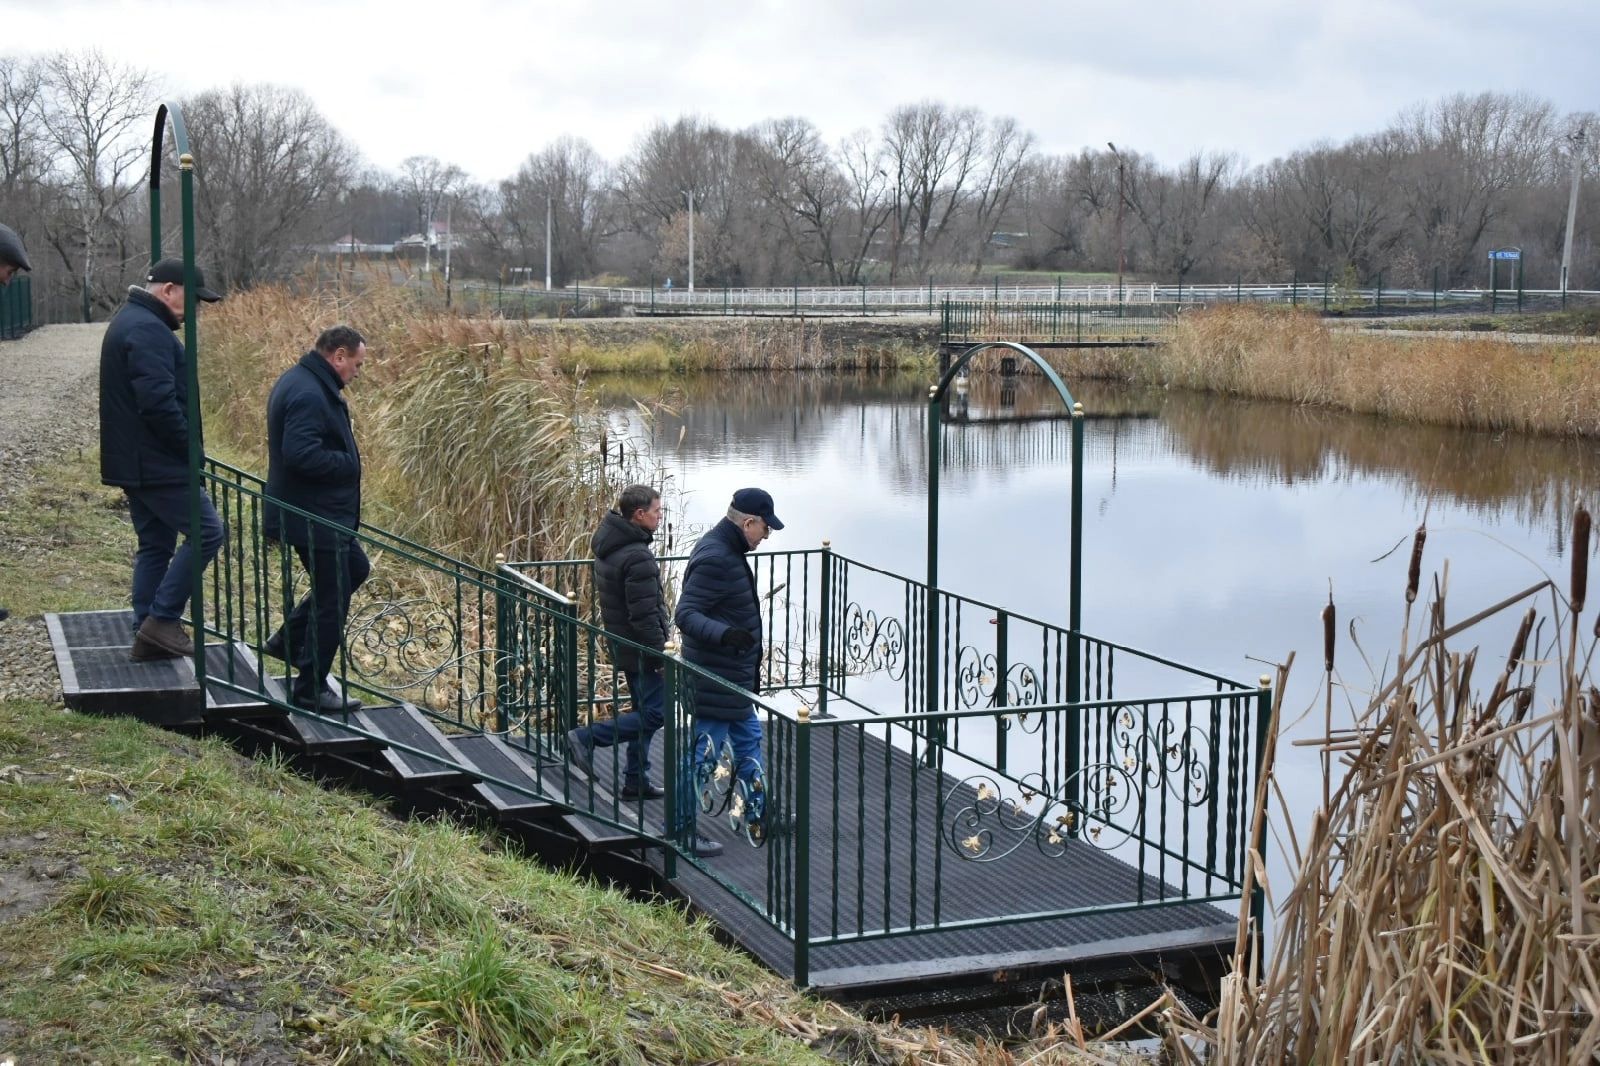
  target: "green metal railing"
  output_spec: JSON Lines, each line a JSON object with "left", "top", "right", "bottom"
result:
{"left": 940, "top": 299, "right": 1184, "bottom": 346}
{"left": 0, "top": 273, "right": 32, "bottom": 339}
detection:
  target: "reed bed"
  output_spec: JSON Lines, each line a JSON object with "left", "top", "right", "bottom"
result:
{"left": 1158, "top": 507, "right": 1600, "bottom": 1062}
{"left": 1072, "top": 306, "right": 1600, "bottom": 438}
{"left": 202, "top": 282, "right": 655, "bottom": 563}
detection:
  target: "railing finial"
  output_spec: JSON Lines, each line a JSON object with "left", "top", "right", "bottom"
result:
{"left": 1259, "top": 673, "right": 1273, "bottom": 688}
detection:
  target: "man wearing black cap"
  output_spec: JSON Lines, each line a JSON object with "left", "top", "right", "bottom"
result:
{"left": 0, "top": 222, "right": 31, "bottom": 624}
{"left": 99, "top": 257, "right": 225, "bottom": 660}
{"left": 674, "top": 487, "right": 787, "bottom": 847}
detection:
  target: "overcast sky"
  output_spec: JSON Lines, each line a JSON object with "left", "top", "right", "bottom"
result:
{"left": 6, "top": 0, "right": 1596, "bottom": 181}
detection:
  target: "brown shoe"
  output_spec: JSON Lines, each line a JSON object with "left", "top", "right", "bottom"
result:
{"left": 130, "top": 617, "right": 194, "bottom": 661}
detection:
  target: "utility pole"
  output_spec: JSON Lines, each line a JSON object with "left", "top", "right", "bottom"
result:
{"left": 1107, "top": 142, "right": 1126, "bottom": 302}
{"left": 443, "top": 200, "right": 453, "bottom": 308}
{"left": 545, "top": 192, "right": 553, "bottom": 290}
{"left": 1561, "top": 124, "right": 1586, "bottom": 297}
{"left": 685, "top": 190, "right": 695, "bottom": 295}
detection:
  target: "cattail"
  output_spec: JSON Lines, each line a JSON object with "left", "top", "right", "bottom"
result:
{"left": 1507, "top": 607, "right": 1534, "bottom": 669}
{"left": 1572, "top": 505, "right": 1590, "bottom": 614}
{"left": 1321, "top": 592, "right": 1336, "bottom": 672}
{"left": 1405, "top": 525, "right": 1426, "bottom": 605}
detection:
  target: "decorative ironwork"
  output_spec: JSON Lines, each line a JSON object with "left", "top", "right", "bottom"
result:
{"left": 841, "top": 602, "right": 909, "bottom": 680}
{"left": 1112, "top": 708, "right": 1212, "bottom": 806}
{"left": 945, "top": 766, "right": 1140, "bottom": 862}
{"left": 954, "top": 645, "right": 1045, "bottom": 709}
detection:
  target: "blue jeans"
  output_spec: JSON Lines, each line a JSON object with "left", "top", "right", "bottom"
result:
{"left": 576, "top": 667, "right": 664, "bottom": 787}
{"left": 124, "top": 485, "right": 225, "bottom": 627}
{"left": 693, "top": 711, "right": 764, "bottom": 790}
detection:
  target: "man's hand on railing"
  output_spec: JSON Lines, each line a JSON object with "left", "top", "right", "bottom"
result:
{"left": 721, "top": 627, "right": 756, "bottom": 653}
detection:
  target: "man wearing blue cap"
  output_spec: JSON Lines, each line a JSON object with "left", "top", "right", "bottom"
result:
{"left": 674, "top": 487, "right": 787, "bottom": 847}
{"left": 100, "top": 257, "right": 225, "bottom": 660}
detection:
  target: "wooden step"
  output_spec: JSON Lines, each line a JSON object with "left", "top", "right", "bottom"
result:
{"left": 365, "top": 703, "right": 477, "bottom": 787}
{"left": 199, "top": 643, "right": 276, "bottom": 718}
{"left": 446, "top": 734, "right": 558, "bottom": 819}
{"left": 46, "top": 610, "right": 201, "bottom": 724}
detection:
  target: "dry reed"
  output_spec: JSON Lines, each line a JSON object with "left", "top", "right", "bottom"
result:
{"left": 201, "top": 281, "right": 656, "bottom": 563}
{"left": 1159, "top": 507, "right": 1600, "bottom": 1062}
{"left": 1075, "top": 306, "right": 1600, "bottom": 438}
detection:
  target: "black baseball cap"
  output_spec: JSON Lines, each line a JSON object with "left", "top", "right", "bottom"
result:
{"left": 146, "top": 257, "right": 222, "bottom": 302}
{"left": 0, "top": 223, "right": 30, "bottom": 272}
{"left": 731, "top": 487, "right": 784, "bottom": 530}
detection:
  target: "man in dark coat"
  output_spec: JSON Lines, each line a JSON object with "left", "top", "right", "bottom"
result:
{"left": 674, "top": 487, "right": 785, "bottom": 842}
{"left": 567, "top": 485, "right": 673, "bottom": 798}
{"left": 0, "top": 222, "right": 32, "bottom": 624}
{"left": 262, "top": 325, "right": 368, "bottom": 711}
{"left": 99, "top": 257, "right": 224, "bottom": 660}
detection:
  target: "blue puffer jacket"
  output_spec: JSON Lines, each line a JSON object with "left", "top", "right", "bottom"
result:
{"left": 674, "top": 518, "right": 762, "bottom": 721}
{"left": 264, "top": 350, "right": 361, "bottom": 547}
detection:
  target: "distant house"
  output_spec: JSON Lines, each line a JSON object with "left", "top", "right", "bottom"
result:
{"left": 393, "top": 220, "right": 461, "bottom": 257}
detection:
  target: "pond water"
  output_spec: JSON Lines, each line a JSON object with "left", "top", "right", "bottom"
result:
{"left": 595, "top": 368, "right": 1595, "bottom": 892}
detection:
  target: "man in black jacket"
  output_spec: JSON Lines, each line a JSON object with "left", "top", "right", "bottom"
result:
{"left": 99, "top": 257, "right": 224, "bottom": 660}
{"left": 675, "top": 487, "right": 785, "bottom": 843}
{"left": 263, "top": 325, "right": 368, "bottom": 712}
{"left": 0, "top": 222, "right": 32, "bottom": 625}
{"left": 567, "top": 485, "right": 670, "bottom": 798}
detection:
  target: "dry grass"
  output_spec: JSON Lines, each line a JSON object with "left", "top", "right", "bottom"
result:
{"left": 1073, "top": 306, "right": 1600, "bottom": 437}
{"left": 1159, "top": 510, "right": 1600, "bottom": 1062}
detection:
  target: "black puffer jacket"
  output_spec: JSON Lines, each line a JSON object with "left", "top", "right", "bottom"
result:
{"left": 674, "top": 518, "right": 763, "bottom": 721}
{"left": 591, "top": 509, "right": 668, "bottom": 673}
{"left": 99, "top": 288, "right": 191, "bottom": 488}
{"left": 264, "top": 350, "right": 361, "bottom": 546}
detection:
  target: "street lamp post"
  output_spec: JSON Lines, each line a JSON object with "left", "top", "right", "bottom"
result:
{"left": 1560, "top": 124, "right": 1586, "bottom": 299}
{"left": 545, "top": 192, "right": 553, "bottom": 290}
{"left": 685, "top": 190, "right": 695, "bottom": 295}
{"left": 878, "top": 167, "right": 903, "bottom": 286}
{"left": 1107, "top": 142, "right": 1126, "bottom": 305}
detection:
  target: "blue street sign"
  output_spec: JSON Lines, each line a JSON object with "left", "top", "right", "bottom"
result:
{"left": 1489, "top": 249, "right": 1521, "bottom": 261}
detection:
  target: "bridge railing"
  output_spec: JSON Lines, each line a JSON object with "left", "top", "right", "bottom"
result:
{"left": 1, "top": 274, "right": 33, "bottom": 340}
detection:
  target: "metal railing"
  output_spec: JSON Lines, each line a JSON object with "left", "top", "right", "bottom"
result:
{"left": 1, "top": 274, "right": 33, "bottom": 339}
{"left": 194, "top": 459, "right": 1266, "bottom": 987}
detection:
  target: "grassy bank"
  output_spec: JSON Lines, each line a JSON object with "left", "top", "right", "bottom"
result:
{"left": 0, "top": 444, "right": 1106, "bottom": 1065}
{"left": 1068, "top": 305, "right": 1600, "bottom": 437}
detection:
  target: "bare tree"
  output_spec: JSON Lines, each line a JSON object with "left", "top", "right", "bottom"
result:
{"left": 749, "top": 117, "right": 848, "bottom": 282}
{"left": 398, "top": 154, "right": 467, "bottom": 273}
{"left": 181, "top": 83, "right": 356, "bottom": 289}
{"left": 37, "top": 49, "right": 155, "bottom": 320}
{"left": 961, "top": 115, "right": 1035, "bottom": 277}
{"left": 498, "top": 136, "right": 612, "bottom": 285}
{"left": 834, "top": 128, "right": 894, "bottom": 285}
{"left": 881, "top": 101, "right": 982, "bottom": 276}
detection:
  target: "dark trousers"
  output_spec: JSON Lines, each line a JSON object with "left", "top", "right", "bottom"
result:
{"left": 576, "top": 668, "right": 665, "bottom": 787}
{"left": 279, "top": 537, "right": 370, "bottom": 702}
{"left": 124, "top": 484, "right": 226, "bottom": 628}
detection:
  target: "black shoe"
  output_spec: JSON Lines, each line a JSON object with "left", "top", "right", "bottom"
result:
{"left": 262, "top": 629, "right": 286, "bottom": 660}
{"left": 690, "top": 835, "right": 724, "bottom": 858}
{"left": 621, "top": 781, "right": 666, "bottom": 800}
{"left": 296, "top": 689, "right": 362, "bottom": 713}
{"left": 565, "top": 729, "right": 594, "bottom": 777}
{"left": 0, "top": 607, "right": 10, "bottom": 622}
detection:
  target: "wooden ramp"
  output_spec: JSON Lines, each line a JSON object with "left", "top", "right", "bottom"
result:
{"left": 45, "top": 609, "right": 1236, "bottom": 1020}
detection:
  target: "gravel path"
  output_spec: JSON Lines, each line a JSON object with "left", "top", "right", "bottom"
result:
{"left": 1, "top": 324, "right": 107, "bottom": 701}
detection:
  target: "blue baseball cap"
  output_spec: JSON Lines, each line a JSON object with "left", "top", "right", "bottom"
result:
{"left": 731, "top": 487, "right": 783, "bottom": 530}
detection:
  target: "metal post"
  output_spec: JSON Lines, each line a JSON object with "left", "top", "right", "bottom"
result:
{"left": 1374, "top": 271, "right": 1382, "bottom": 313}
{"left": 685, "top": 190, "right": 695, "bottom": 295}
{"left": 1516, "top": 258, "right": 1524, "bottom": 313}
{"left": 1561, "top": 125, "right": 1586, "bottom": 303}
{"left": 927, "top": 276, "right": 933, "bottom": 313}
{"left": 1323, "top": 269, "right": 1330, "bottom": 312}
{"left": 545, "top": 193, "right": 553, "bottom": 290}
{"left": 925, "top": 386, "right": 941, "bottom": 724}
{"left": 793, "top": 707, "right": 812, "bottom": 988}
{"left": 992, "top": 275, "right": 999, "bottom": 303}
{"left": 1249, "top": 674, "right": 1274, "bottom": 975}
{"left": 1291, "top": 271, "right": 1298, "bottom": 308}
{"left": 1108, "top": 142, "right": 1125, "bottom": 305}
{"left": 662, "top": 655, "right": 679, "bottom": 879}
{"left": 817, "top": 542, "right": 832, "bottom": 718}
{"left": 180, "top": 148, "right": 205, "bottom": 692}
{"left": 1236, "top": 275, "right": 1241, "bottom": 303}
{"left": 1433, "top": 266, "right": 1439, "bottom": 313}
{"left": 1065, "top": 403, "right": 1084, "bottom": 815}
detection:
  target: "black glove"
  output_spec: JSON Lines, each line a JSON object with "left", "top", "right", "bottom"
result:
{"left": 720, "top": 627, "right": 756, "bottom": 653}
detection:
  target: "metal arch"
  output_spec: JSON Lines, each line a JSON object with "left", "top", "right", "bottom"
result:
{"left": 148, "top": 102, "right": 208, "bottom": 693}
{"left": 931, "top": 340, "right": 1077, "bottom": 411}
{"left": 924, "top": 339, "right": 1085, "bottom": 779}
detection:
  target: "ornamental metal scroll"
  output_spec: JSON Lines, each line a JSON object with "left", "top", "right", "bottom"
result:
{"left": 945, "top": 765, "right": 1139, "bottom": 863}
{"left": 954, "top": 645, "right": 1045, "bottom": 710}
{"left": 840, "top": 602, "right": 910, "bottom": 680}
{"left": 1111, "top": 706, "right": 1212, "bottom": 807}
